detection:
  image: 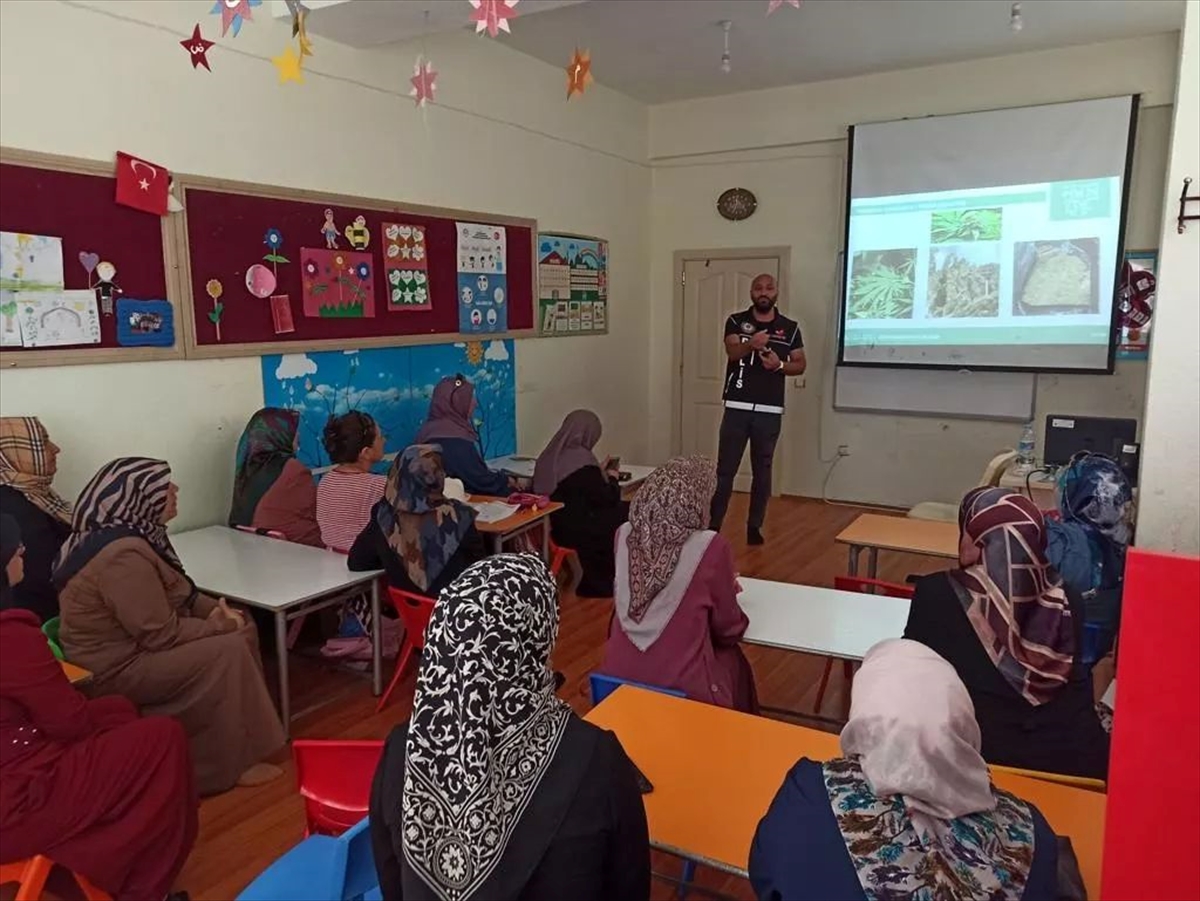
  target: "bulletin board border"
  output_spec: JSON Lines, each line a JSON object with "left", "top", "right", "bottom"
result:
{"left": 173, "top": 173, "right": 539, "bottom": 361}
{"left": 0, "top": 147, "right": 185, "bottom": 370}
{"left": 536, "top": 230, "right": 609, "bottom": 338}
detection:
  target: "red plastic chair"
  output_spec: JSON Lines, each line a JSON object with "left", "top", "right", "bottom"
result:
{"left": 548, "top": 538, "right": 582, "bottom": 593}
{"left": 0, "top": 856, "right": 110, "bottom": 901}
{"left": 815, "top": 577, "right": 916, "bottom": 715}
{"left": 376, "top": 588, "right": 436, "bottom": 712}
{"left": 291, "top": 739, "right": 385, "bottom": 837}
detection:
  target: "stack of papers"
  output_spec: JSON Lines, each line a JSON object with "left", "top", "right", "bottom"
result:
{"left": 468, "top": 500, "right": 519, "bottom": 524}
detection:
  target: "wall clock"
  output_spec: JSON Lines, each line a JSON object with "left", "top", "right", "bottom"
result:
{"left": 717, "top": 187, "right": 757, "bottom": 221}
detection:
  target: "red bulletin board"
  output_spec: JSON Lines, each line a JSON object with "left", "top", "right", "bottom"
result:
{"left": 0, "top": 149, "right": 180, "bottom": 368}
{"left": 177, "top": 176, "right": 536, "bottom": 359}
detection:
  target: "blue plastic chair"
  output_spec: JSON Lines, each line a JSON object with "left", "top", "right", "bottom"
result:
{"left": 236, "top": 817, "right": 381, "bottom": 901}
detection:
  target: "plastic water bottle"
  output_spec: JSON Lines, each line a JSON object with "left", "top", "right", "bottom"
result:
{"left": 1016, "top": 420, "right": 1036, "bottom": 474}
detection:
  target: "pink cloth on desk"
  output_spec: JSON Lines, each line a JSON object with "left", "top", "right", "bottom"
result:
{"left": 602, "top": 525, "right": 757, "bottom": 712}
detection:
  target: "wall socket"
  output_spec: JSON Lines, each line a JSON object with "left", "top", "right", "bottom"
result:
{"left": 837, "top": 444, "right": 851, "bottom": 457}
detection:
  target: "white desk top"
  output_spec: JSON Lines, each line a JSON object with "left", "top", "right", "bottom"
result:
{"left": 171, "top": 526, "right": 380, "bottom": 611}
{"left": 487, "top": 455, "right": 656, "bottom": 488}
{"left": 998, "top": 467, "right": 1058, "bottom": 490}
{"left": 738, "top": 578, "right": 910, "bottom": 660}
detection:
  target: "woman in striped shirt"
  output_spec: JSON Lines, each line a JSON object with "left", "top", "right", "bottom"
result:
{"left": 316, "top": 411, "right": 387, "bottom": 552}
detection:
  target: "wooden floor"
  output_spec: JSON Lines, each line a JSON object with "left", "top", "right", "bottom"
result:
{"left": 177, "top": 495, "right": 946, "bottom": 900}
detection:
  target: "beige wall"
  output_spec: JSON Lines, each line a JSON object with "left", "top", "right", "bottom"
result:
{"left": 648, "top": 36, "right": 1179, "bottom": 508}
{"left": 0, "top": 0, "right": 650, "bottom": 529}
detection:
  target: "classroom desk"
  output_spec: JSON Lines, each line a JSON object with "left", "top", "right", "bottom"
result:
{"left": 171, "top": 526, "right": 383, "bottom": 737}
{"left": 835, "top": 513, "right": 959, "bottom": 578}
{"left": 469, "top": 495, "right": 563, "bottom": 557}
{"left": 487, "top": 455, "right": 657, "bottom": 494}
{"left": 999, "top": 466, "right": 1058, "bottom": 509}
{"left": 586, "top": 686, "right": 1106, "bottom": 898}
{"left": 61, "top": 660, "right": 91, "bottom": 685}
{"left": 738, "top": 578, "right": 909, "bottom": 660}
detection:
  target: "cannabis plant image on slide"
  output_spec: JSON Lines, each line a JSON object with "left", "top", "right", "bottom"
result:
{"left": 927, "top": 245, "right": 1001, "bottom": 318}
{"left": 848, "top": 248, "right": 916, "bottom": 319}
{"left": 930, "top": 207, "right": 1003, "bottom": 243}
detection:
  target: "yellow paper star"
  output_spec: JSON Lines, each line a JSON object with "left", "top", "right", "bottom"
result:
{"left": 296, "top": 11, "right": 314, "bottom": 62}
{"left": 566, "top": 47, "right": 593, "bottom": 99}
{"left": 272, "top": 44, "right": 303, "bottom": 83}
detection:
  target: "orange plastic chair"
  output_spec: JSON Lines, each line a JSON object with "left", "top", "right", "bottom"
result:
{"left": 376, "top": 588, "right": 436, "bottom": 712}
{"left": 816, "top": 577, "right": 916, "bottom": 714}
{"left": 292, "top": 739, "right": 386, "bottom": 837}
{"left": 0, "top": 856, "right": 110, "bottom": 901}
{"left": 548, "top": 538, "right": 575, "bottom": 577}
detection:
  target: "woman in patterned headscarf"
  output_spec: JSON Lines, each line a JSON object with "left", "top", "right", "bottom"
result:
{"left": 601, "top": 455, "right": 757, "bottom": 711}
{"left": 54, "top": 457, "right": 285, "bottom": 796}
{"left": 368, "top": 554, "right": 650, "bottom": 901}
{"left": 905, "top": 487, "right": 1109, "bottom": 779}
{"left": 0, "top": 416, "right": 72, "bottom": 620}
{"left": 349, "top": 444, "right": 485, "bottom": 596}
{"left": 750, "top": 639, "right": 1065, "bottom": 901}
{"left": 228, "top": 407, "right": 322, "bottom": 547}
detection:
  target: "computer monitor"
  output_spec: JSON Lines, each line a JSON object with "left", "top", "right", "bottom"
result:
{"left": 1043, "top": 415, "right": 1138, "bottom": 468}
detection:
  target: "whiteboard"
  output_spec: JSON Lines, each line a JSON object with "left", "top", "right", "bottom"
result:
{"left": 834, "top": 366, "right": 1035, "bottom": 421}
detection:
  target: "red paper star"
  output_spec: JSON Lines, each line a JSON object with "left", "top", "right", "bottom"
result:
{"left": 566, "top": 47, "right": 593, "bottom": 99}
{"left": 410, "top": 57, "right": 438, "bottom": 107}
{"left": 180, "top": 23, "right": 215, "bottom": 72}
{"left": 469, "top": 0, "right": 519, "bottom": 38}
{"left": 766, "top": 0, "right": 801, "bottom": 13}
{"left": 214, "top": 0, "right": 255, "bottom": 37}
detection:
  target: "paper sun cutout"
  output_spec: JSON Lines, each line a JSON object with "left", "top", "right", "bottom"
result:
{"left": 566, "top": 47, "right": 593, "bottom": 99}
{"left": 410, "top": 56, "right": 438, "bottom": 107}
{"left": 469, "top": 0, "right": 519, "bottom": 38}
{"left": 210, "top": 0, "right": 260, "bottom": 38}
{"left": 766, "top": 0, "right": 801, "bottom": 13}
{"left": 180, "top": 24, "right": 215, "bottom": 72}
{"left": 272, "top": 44, "right": 304, "bottom": 84}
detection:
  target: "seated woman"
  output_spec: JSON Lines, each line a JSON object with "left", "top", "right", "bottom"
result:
{"left": 1, "top": 514, "right": 197, "bottom": 901}
{"left": 369, "top": 554, "right": 650, "bottom": 901}
{"left": 349, "top": 444, "right": 486, "bottom": 597}
{"left": 316, "top": 410, "right": 387, "bottom": 551}
{"left": 55, "top": 457, "right": 286, "bottom": 796}
{"left": 750, "top": 639, "right": 1062, "bottom": 901}
{"left": 601, "top": 455, "right": 757, "bottom": 712}
{"left": 414, "top": 376, "right": 513, "bottom": 497}
{"left": 904, "top": 486, "right": 1109, "bottom": 779}
{"left": 0, "top": 416, "right": 72, "bottom": 621}
{"left": 533, "top": 409, "right": 627, "bottom": 597}
{"left": 228, "top": 407, "right": 322, "bottom": 547}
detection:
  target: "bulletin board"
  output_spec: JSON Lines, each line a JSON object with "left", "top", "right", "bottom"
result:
{"left": 176, "top": 175, "right": 537, "bottom": 360}
{"left": 537, "top": 231, "right": 609, "bottom": 336}
{"left": 0, "top": 148, "right": 182, "bottom": 369}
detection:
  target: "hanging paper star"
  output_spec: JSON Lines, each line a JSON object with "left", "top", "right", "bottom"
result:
{"left": 410, "top": 56, "right": 438, "bottom": 107}
{"left": 566, "top": 47, "right": 593, "bottom": 99}
{"left": 469, "top": 0, "right": 519, "bottom": 38}
{"left": 180, "top": 23, "right": 215, "bottom": 72}
{"left": 283, "top": 0, "right": 310, "bottom": 36}
{"left": 272, "top": 44, "right": 304, "bottom": 84}
{"left": 766, "top": 0, "right": 801, "bottom": 13}
{"left": 210, "top": 0, "right": 261, "bottom": 38}
{"left": 296, "top": 10, "right": 314, "bottom": 62}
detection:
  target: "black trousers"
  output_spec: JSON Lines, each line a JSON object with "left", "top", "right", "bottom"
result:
{"left": 710, "top": 407, "right": 782, "bottom": 531}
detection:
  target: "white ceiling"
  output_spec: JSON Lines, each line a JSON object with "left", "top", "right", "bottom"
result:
{"left": 296, "top": 0, "right": 1185, "bottom": 104}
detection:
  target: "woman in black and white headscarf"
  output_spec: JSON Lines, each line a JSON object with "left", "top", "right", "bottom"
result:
{"left": 368, "top": 554, "right": 650, "bottom": 901}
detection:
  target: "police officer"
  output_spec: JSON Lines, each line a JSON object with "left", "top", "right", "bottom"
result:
{"left": 710, "top": 273, "right": 806, "bottom": 545}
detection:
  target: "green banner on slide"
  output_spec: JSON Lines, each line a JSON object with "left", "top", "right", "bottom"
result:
{"left": 851, "top": 191, "right": 1045, "bottom": 216}
{"left": 844, "top": 324, "right": 1111, "bottom": 346}
{"left": 1048, "top": 179, "right": 1112, "bottom": 221}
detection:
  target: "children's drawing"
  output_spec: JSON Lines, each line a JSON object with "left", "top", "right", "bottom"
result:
{"left": 78, "top": 251, "right": 100, "bottom": 280}
{"left": 0, "top": 232, "right": 65, "bottom": 293}
{"left": 205, "top": 279, "right": 224, "bottom": 340}
{"left": 92, "top": 261, "right": 122, "bottom": 315}
{"left": 300, "top": 248, "right": 376, "bottom": 318}
{"left": 0, "top": 293, "right": 21, "bottom": 346}
{"left": 344, "top": 215, "right": 370, "bottom": 250}
{"left": 320, "top": 209, "right": 339, "bottom": 249}
{"left": 383, "top": 222, "right": 430, "bottom": 311}
{"left": 115, "top": 298, "right": 175, "bottom": 348}
{"left": 14, "top": 290, "right": 101, "bottom": 348}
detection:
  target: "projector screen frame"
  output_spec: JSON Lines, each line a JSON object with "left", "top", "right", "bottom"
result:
{"left": 836, "top": 95, "right": 1140, "bottom": 376}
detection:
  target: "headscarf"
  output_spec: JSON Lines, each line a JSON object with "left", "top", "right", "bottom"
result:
{"left": 951, "top": 487, "right": 1074, "bottom": 706}
{"left": 1058, "top": 452, "right": 1133, "bottom": 575}
{"left": 376, "top": 445, "right": 476, "bottom": 593}
{"left": 229, "top": 407, "right": 301, "bottom": 528}
{"left": 414, "top": 376, "right": 479, "bottom": 445}
{"left": 53, "top": 458, "right": 184, "bottom": 588}
{"left": 624, "top": 455, "right": 715, "bottom": 623}
{"left": 0, "top": 417, "right": 71, "bottom": 522}
{"left": 532, "top": 410, "right": 603, "bottom": 496}
{"left": 0, "top": 513, "right": 21, "bottom": 608}
{"left": 830, "top": 639, "right": 1034, "bottom": 900}
{"left": 402, "top": 554, "right": 571, "bottom": 901}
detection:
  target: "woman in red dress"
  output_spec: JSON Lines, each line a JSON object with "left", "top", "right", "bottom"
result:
{"left": 0, "top": 514, "right": 198, "bottom": 900}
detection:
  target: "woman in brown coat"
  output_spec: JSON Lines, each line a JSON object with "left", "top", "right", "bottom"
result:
{"left": 56, "top": 457, "right": 285, "bottom": 796}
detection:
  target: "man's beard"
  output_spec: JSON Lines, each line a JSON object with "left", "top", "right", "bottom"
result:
{"left": 752, "top": 297, "right": 776, "bottom": 313}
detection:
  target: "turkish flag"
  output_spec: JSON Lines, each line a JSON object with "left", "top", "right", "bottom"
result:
{"left": 114, "top": 151, "right": 170, "bottom": 216}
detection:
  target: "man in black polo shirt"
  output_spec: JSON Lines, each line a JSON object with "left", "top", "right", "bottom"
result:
{"left": 710, "top": 273, "right": 806, "bottom": 545}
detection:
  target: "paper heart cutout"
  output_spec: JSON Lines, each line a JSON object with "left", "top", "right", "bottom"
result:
{"left": 397, "top": 225, "right": 412, "bottom": 239}
{"left": 413, "top": 229, "right": 424, "bottom": 243}
{"left": 387, "top": 244, "right": 400, "bottom": 259}
{"left": 415, "top": 287, "right": 427, "bottom": 302}
{"left": 79, "top": 251, "right": 100, "bottom": 274}
{"left": 385, "top": 224, "right": 400, "bottom": 240}
{"left": 412, "top": 246, "right": 425, "bottom": 261}
{"left": 391, "top": 287, "right": 403, "bottom": 303}
{"left": 388, "top": 270, "right": 402, "bottom": 286}
{"left": 414, "top": 272, "right": 427, "bottom": 285}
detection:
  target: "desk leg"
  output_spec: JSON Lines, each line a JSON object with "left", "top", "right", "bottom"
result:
{"left": 847, "top": 545, "right": 861, "bottom": 576}
{"left": 371, "top": 580, "right": 383, "bottom": 697}
{"left": 493, "top": 533, "right": 504, "bottom": 556}
{"left": 541, "top": 521, "right": 549, "bottom": 562}
{"left": 274, "top": 611, "right": 290, "bottom": 739}
{"left": 866, "top": 547, "right": 879, "bottom": 580}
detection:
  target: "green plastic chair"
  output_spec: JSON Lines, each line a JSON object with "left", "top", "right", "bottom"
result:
{"left": 42, "top": 616, "right": 65, "bottom": 661}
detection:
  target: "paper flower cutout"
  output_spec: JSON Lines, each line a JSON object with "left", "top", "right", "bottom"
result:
{"left": 264, "top": 228, "right": 284, "bottom": 252}
{"left": 355, "top": 262, "right": 371, "bottom": 280}
{"left": 566, "top": 47, "right": 593, "bottom": 99}
{"left": 469, "top": 0, "right": 519, "bottom": 38}
{"left": 272, "top": 44, "right": 304, "bottom": 84}
{"left": 410, "top": 56, "right": 438, "bottom": 107}
{"left": 180, "top": 24, "right": 215, "bottom": 72}
{"left": 205, "top": 279, "right": 224, "bottom": 340}
{"left": 210, "top": 0, "right": 261, "bottom": 38}
{"left": 766, "top": 0, "right": 801, "bottom": 13}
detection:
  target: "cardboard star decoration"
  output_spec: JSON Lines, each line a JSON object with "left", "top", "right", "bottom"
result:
{"left": 272, "top": 44, "right": 304, "bottom": 84}
{"left": 566, "top": 47, "right": 593, "bottom": 99}
{"left": 180, "top": 23, "right": 215, "bottom": 72}
{"left": 766, "top": 0, "right": 801, "bottom": 13}
{"left": 410, "top": 57, "right": 438, "bottom": 107}
{"left": 469, "top": 0, "right": 519, "bottom": 38}
{"left": 296, "top": 9, "right": 314, "bottom": 61}
{"left": 210, "top": 0, "right": 260, "bottom": 38}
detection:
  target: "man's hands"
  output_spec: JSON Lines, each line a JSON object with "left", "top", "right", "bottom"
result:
{"left": 759, "top": 348, "right": 784, "bottom": 371}
{"left": 748, "top": 330, "right": 770, "bottom": 351}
